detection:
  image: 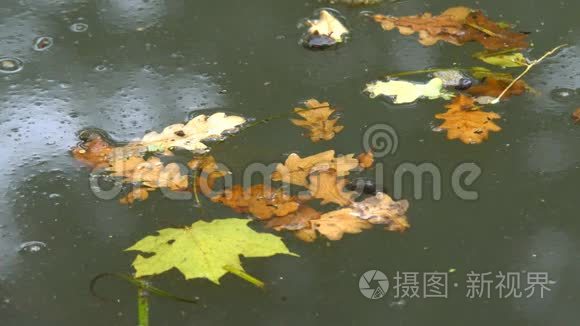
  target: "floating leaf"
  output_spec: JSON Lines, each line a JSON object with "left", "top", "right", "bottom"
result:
{"left": 306, "top": 10, "right": 349, "bottom": 44}
{"left": 373, "top": 7, "right": 528, "bottom": 50}
{"left": 265, "top": 205, "right": 321, "bottom": 231}
{"left": 128, "top": 112, "right": 246, "bottom": 154}
{"left": 466, "top": 77, "right": 526, "bottom": 98}
{"left": 572, "top": 108, "right": 580, "bottom": 124}
{"left": 291, "top": 99, "right": 344, "bottom": 142}
{"left": 473, "top": 49, "right": 528, "bottom": 67}
{"left": 357, "top": 151, "right": 374, "bottom": 169}
{"left": 365, "top": 78, "right": 453, "bottom": 104}
{"left": 435, "top": 94, "right": 501, "bottom": 144}
{"left": 71, "top": 134, "right": 113, "bottom": 168}
{"left": 271, "top": 150, "right": 359, "bottom": 187}
{"left": 126, "top": 219, "right": 298, "bottom": 284}
{"left": 351, "top": 192, "right": 410, "bottom": 231}
{"left": 212, "top": 185, "right": 300, "bottom": 220}
{"left": 311, "top": 209, "right": 373, "bottom": 241}
{"left": 308, "top": 170, "right": 355, "bottom": 206}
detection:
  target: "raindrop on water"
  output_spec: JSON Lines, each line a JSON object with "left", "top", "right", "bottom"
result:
{"left": 550, "top": 88, "right": 575, "bottom": 102}
{"left": 18, "top": 241, "right": 47, "bottom": 254}
{"left": 33, "top": 37, "right": 54, "bottom": 51}
{"left": 0, "top": 57, "right": 24, "bottom": 73}
{"left": 70, "top": 22, "right": 89, "bottom": 33}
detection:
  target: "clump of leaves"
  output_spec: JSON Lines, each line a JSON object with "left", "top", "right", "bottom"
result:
{"left": 372, "top": 7, "right": 528, "bottom": 50}
{"left": 126, "top": 219, "right": 297, "bottom": 284}
{"left": 435, "top": 94, "right": 501, "bottom": 144}
{"left": 72, "top": 112, "right": 246, "bottom": 204}
{"left": 365, "top": 78, "right": 453, "bottom": 104}
{"left": 267, "top": 192, "right": 410, "bottom": 242}
{"left": 291, "top": 99, "right": 344, "bottom": 142}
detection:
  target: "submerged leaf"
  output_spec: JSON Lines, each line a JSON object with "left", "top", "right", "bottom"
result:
{"left": 435, "top": 94, "right": 501, "bottom": 144}
{"left": 466, "top": 77, "right": 526, "bottom": 98}
{"left": 365, "top": 78, "right": 453, "bottom": 104}
{"left": 126, "top": 219, "right": 297, "bottom": 284}
{"left": 473, "top": 49, "right": 528, "bottom": 67}
{"left": 291, "top": 99, "right": 344, "bottom": 142}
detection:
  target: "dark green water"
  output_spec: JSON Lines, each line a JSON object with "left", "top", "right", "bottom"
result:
{"left": 1, "top": 0, "right": 580, "bottom": 325}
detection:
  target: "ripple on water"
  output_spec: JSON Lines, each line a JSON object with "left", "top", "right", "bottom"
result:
{"left": 18, "top": 241, "right": 47, "bottom": 254}
{"left": 32, "top": 36, "right": 53, "bottom": 51}
{"left": 0, "top": 58, "right": 24, "bottom": 73}
{"left": 550, "top": 88, "right": 576, "bottom": 102}
{"left": 69, "top": 22, "right": 88, "bottom": 32}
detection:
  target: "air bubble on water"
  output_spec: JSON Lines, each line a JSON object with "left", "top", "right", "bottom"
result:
{"left": 18, "top": 241, "right": 47, "bottom": 254}
{"left": 70, "top": 23, "right": 89, "bottom": 32}
{"left": 0, "top": 57, "right": 24, "bottom": 73}
{"left": 550, "top": 88, "right": 575, "bottom": 102}
{"left": 33, "top": 37, "right": 54, "bottom": 51}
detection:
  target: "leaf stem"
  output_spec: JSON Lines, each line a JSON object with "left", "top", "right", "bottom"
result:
{"left": 491, "top": 44, "right": 567, "bottom": 104}
{"left": 137, "top": 286, "right": 150, "bottom": 326}
{"left": 223, "top": 265, "right": 265, "bottom": 288}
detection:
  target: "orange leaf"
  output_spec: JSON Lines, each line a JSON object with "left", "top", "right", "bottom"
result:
{"left": 466, "top": 77, "right": 526, "bottom": 98}
{"left": 435, "top": 94, "right": 501, "bottom": 144}
{"left": 212, "top": 185, "right": 300, "bottom": 220}
{"left": 357, "top": 151, "right": 374, "bottom": 169}
{"left": 308, "top": 170, "right": 355, "bottom": 206}
{"left": 291, "top": 99, "right": 344, "bottom": 142}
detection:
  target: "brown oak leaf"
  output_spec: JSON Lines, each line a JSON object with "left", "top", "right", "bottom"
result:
{"left": 272, "top": 150, "right": 359, "bottom": 187}
{"left": 265, "top": 205, "right": 321, "bottom": 231}
{"left": 308, "top": 170, "right": 355, "bottom": 206}
{"left": 212, "top": 185, "right": 300, "bottom": 220}
{"left": 435, "top": 94, "right": 501, "bottom": 144}
{"left": 373, "top": 7, "right": 528, "bottom": 50}
{"left": 291, "top": 99, "right": 344, "bottom": 142}
{"left": 466, "top": 77, "right": 526, "bottom": 98}
{"left": 311, "top": 209, "right": 373, "bottom": 241}
{"left": 351, "top": 192, "right": 410, "bottom": 232}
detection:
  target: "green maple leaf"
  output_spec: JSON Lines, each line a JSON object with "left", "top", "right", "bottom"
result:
{"left": 126, "top": 218, "right": 298, "bottom": 284}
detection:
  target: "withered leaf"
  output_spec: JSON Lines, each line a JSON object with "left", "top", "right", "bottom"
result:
{"left": 272, "top": 150, "right": 359, "bottom": 187}
{"left": 119, "top": 188, "right": 151, "bottom": 205}
{"left": 435, "top": 94, "right": 501, "bottom": 144}
{"left": 466, "top": 77, "right": 526, "bottom": 98}
{"left": 265, "top": 205, "right": 321, "bottom": 231}
{"left": 308, "top": 170, "right": 355, "bottom": 206}
{"left": 357, "top": 151, "right": 374, "bottom": 169}
{"left": 351, "top": 192, "right": 410, "bottom": 231}
{"left": 311, "top": 209, "right": 373, "bottom": 241}
{"left": 212, "top": 185, "right": 300, "bottom": 220}
{"left": 71, "top": 135, "right": 113, "bottom": 168}
{"left": 373, "top": 7, "right": 528, "bottom": 50}
{"left": 291, "top": 99, "right": 344, "bottom": 142}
